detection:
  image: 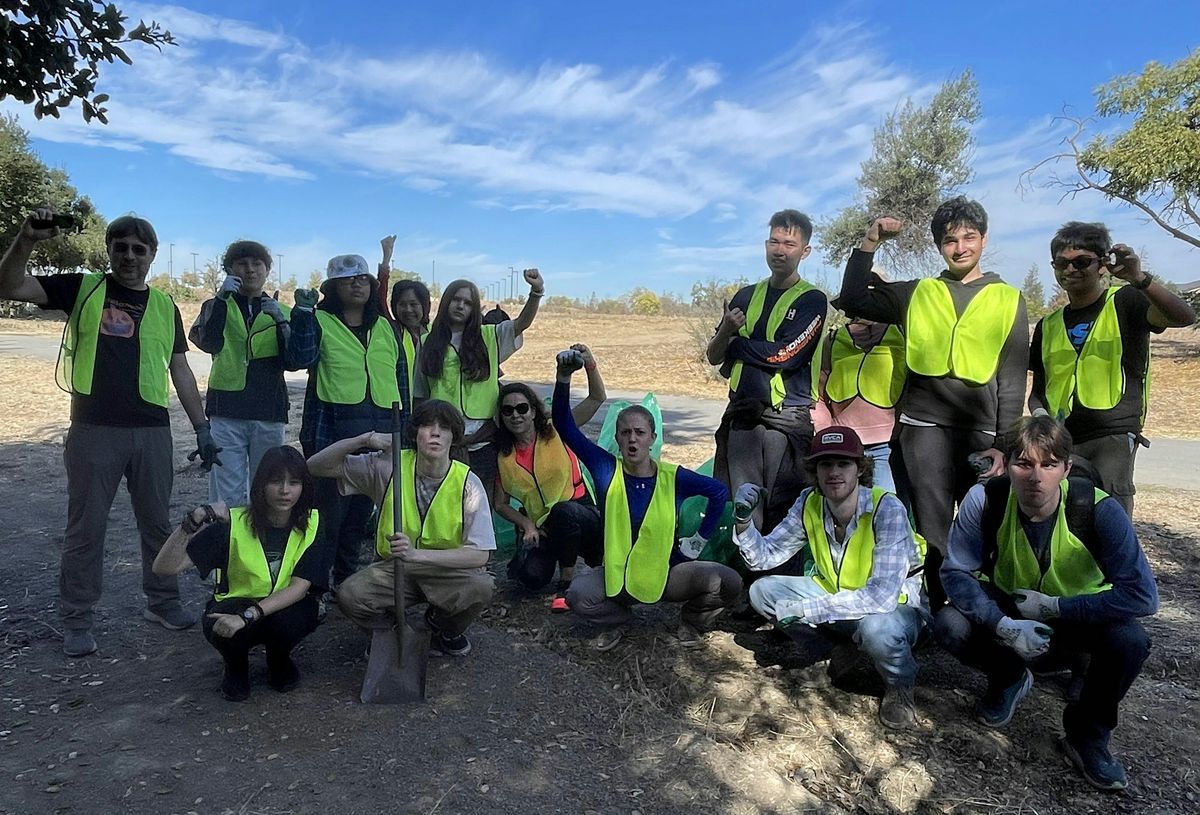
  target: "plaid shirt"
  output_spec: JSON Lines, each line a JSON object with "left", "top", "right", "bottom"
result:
{"left": 735, "top": 486, "right": 926, "bottom": 624}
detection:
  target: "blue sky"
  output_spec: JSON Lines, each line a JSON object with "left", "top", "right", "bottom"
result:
{"left": 6, "top": 1, "right": 1199, "bottom": 298}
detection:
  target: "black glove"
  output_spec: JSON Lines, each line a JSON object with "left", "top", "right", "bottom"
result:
{"left": 188, "top": 424, "right": 223, "bottom": 471}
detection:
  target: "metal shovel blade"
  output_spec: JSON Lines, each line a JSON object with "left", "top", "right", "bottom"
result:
{"left": 359, "top": 620, "right": 430, "bottom": 704}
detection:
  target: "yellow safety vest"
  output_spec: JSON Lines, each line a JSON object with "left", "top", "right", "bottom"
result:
{"left": 376, "top": 450, "right": 470, "bottom": 557}
{"left": 427, "top": 325, "right": 500, "bottom": 420}
{"left": 56, "top": 273, "right": 175, "bottom": 407}
{"left": 603, "top": 460, "right": 678, "bottom": 603}
{"left": 991, "top": 481, "right": 1111, "bottom": 597}
{"left": 398, "top": 328, "right": 426, "bottom": 408}
{"left": 208, "top": 299, "right": 291, "bottom": 391}
{"left": 802, "top": 487, "right": 925, "bottom": 604}
{"left": 905, "top": 278, "right": 1019, "bottom": 385}
{"left": 728, "top": 279, "right": 824, "bottom": 408}
{"left": 1040, "top": 287, "right": 1130, "bottom": 420}
{"left": 498, "top": 433, "right": 582, "bottom": 526}
{"left": 314, "top": 311, "right": 401, "bottom": 408}
{"left": 825, "top": 324, "right": 907, "bottom": 408}
{"left": 214, "top": 507, "right": 320, "bottom": 601}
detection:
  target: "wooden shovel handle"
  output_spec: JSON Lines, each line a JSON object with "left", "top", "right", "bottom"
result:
{"left": 391, "top": 401, "right": 406, "bottom": 651}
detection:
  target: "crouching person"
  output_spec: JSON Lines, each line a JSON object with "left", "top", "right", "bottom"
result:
{"left": 936, "top": 415, "right": 1157, "bottom": 791}
{"left": 153, "top": 447, "right": 323, "bottom": 701}
{"left": 307, "top": 400, "right": 495, "bottom": 657}
{"left": 735, "top": 426, "right": 928, "bottom": 729}
{"left": 552, "top": 350, "right": 742, "bottom": 651}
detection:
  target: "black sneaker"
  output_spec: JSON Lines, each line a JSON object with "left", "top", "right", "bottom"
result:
{"left": 221, "top": 664, "right": 250, "bottom": 702}
{"left": 266, "top": 654, "right": 301, "bottom": 693}
{"left": 1062, "top": 734, "right": 1128, "bottom": 791}
{"left": 976, "top": 668, "right": 1033, "bottom": 728}
{"left": 432, "top": 631, "right": 472, "bottom": 657}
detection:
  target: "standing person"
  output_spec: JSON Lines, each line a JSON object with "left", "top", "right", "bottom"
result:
{"left": 307, "top": 400, "right": 495, "bottom": 657}
{"left": 819, "top": 312, "right": 906, "bottom": 494}
{"left": 837, "top": 199, "right": 1029, "bottom": 609}
{"left": 554, "top": 352, "right": 741, "bottom": 651}
{"left": 707, "top": 210, "right": 827, "bottom": 532}
{"left": 414, "top": 269, "right": 544, "bottom": 501}
{"left": 1030, "top": 222, "right": 1195, "bottom": 515}
{"left": 936, "top": 416, "right": 1157, "bottom": 791}
{"left": 298, "top": 254, "right": 404, "bottom": 592}
{"left": 734, "top": 426, "right": 927, "bottom": 729}
{"left": 189, "top": 241, "right": 312, "bottom": 506}
{"left": 377, "top": 233, "right": 433, "bottom": 405}
{"left": 0, "top": 209, "right": 219, "bottom": 656}
{"left": 152, "top": 447, "right": 324, "bottom": 701}
{"left": 495, "top": 344, "right": 607, "bottom": 599}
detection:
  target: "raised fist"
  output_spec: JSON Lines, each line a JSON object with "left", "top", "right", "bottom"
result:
{"left": 293, "top": 288, "right": 319, "bottom": 311}
{"left": 523, "top": 267, "right": 544, "bottom": 292}
{"left": 865, "top": 217, "right": 903, "bottom": 244}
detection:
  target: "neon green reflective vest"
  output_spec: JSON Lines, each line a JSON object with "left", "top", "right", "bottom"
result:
{"left": 991, "top": 481, "right": 1112, "bottom": 597}
{"left": 209, "top": 300, "right": 291, "bottom": 391}
{"left": 55, "top": 273, "right": 175, "bottom": 407}
{"left": 398, "top": 328, "right": 426, "bottom": 407}
{"left": 802, "top": 487, "right": 926, "bottom": 604}
{"left": 603, "top": 460, "right": 678, "bottom": 603}
{"left": 427, "top": 325, "right": 500, "bottom": 420}
{"left": 1040, "top": 287, "right": 1136, "bottom": 420}
{"left": 314, "top": 311, "right": 401, "bottom": 408}
{"left": 905, "top": 278, "right": 1019, "bottom": 385}
{"left": 729, "top": 279, "right": 824, "bottom": 408}
{"left": 214, "top": 507, "right": 320, "bottom": 602}
{"left": 375, "top": 450, "right": 470, "bottom": 557}
{"left": 825, "top": 324, "right": 907, "bottom": 408}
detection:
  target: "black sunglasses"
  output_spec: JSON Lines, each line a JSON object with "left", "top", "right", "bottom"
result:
{"left": 1052, "top": 255, "right": 1100, "bottom": 272}
{"left": 500, "top": 403, "right": 531, "bottom": 417}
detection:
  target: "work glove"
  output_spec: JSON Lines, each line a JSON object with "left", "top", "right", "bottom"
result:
{"left": 293, "top": 288, "right": 319, "bottom": 311}
{"left": 678, "top": 533, "right": 707, "bottom": 560}
{"left": 1013, "top": 589, "right": 1060, "bottom": 621}
{"left": 995, "top": 616, "right": 1052, "bottom": 661}
{"left": 733, "top": 483, "right": 765, "bottom": 523}
{"left": 556, "top": 349, "right": 584, "bottom": 376}
{"left": 258, "top": 292, "right": 284, "bottom": 323}
{"left": 188, "top": 424, "right": 224, "bottom": 472}
{"left": 218, "top": 275, "right": 242, "bottom": 300}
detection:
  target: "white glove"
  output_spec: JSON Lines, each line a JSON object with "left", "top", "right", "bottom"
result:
{"left": 734, "top": 483, "right": 764, "bottom": 523}
{"left": 258, "top": 295, "right": 284, "bottom": 323}
{"left": 995, "top": 616, "right": 1052, "bottom": 660}
{"left": 219, "top": 275, "right": 242, "bottom": 299}
{"left": 556, "top": 349, "right": 584, "bottom": 375}
{"left": 1013, "top": 589, "right": 1060, "bottom": 621}
{"left": 678, "top": 533, "right": 707, "bottom": 560}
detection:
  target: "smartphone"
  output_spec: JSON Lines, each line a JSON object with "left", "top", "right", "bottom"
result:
{"left": 31, "top": 214, "right": 76, "bottom": 230}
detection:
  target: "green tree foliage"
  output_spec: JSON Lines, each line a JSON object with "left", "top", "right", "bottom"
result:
{"left": 1, "top": 1, "right": 176, "bottom": 122}
{"left": 690, "top": 277, "right": 746, "bottom": 310}
{"left": 1024, "top": 48, "right": 1200, "bottom": 249}
{"left": 0, "top": 114, "right": 107, "bottom": 274}
{"left": 306, "top": 271, "right": 323, "bottom": 290}
{"left": 819, "top": 71, "right": 981, "bottom": 275}
{"left": 628, "top": 287, "right": 662, "bottom": 316}
{"left": 1022, "top": 264, "right": 1049, "bottom": 322}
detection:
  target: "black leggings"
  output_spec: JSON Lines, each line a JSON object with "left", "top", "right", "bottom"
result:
{"left": 203, "top": 596, "right": 320, "bottom": 667}
{"left": 508, "top": 498, "right": 603, "bottom": 589}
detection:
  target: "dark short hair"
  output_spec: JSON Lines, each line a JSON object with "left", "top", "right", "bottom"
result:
{"left": 247, "top": 446, "right": 315, "bottom": 540}
{"left": 931, "top": 196, "right": 988, "bottom": 244}
{"left": 616, "top": 404, "right": 656, "bottom": 435}
{"left": 222, "top": 240, "right": 272, "bottom": 271}
{"left": 1050, "top": 221, "right": 1112, "bottom": 259}
{"left": 1001, "top": 415, "right": 1073, "bottom": 464}
{"left": 768, "top": 209, "right": 814, "bottom": 243}
{"left": 408, "top": 399, "right": 465, "bottom": 448}
{"left": 105, "top": 215, "right": 158, "bottom": 251}
{"left": 390, "top": 279, "right": 431, "bottom": 327}
{"left": 494, "top": 383, "right": 552, "bottom": 455}
{"left": 802, "top": 454, "right": 875, "bottom": 488}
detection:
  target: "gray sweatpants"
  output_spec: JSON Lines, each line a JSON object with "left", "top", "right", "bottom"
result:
{"left": 566, "top": 561, "right": 743, "bottom": 629}
{"left": 61, "top": 423, "right": 180, "bottom": 630}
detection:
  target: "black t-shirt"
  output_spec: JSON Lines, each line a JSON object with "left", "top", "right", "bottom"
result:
{"left": 1030, "top": 286, "right": 1161, "bottom": 443}
{"left": 190, "top": 296, "right": 290, "bottom": 423}
{"left": 38, "top": 273, "right": 189, "bottom": 427}
{"left": 186, "top": 518, "right": 327, "bottom": 595}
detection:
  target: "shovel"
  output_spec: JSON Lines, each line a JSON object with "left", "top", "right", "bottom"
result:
{"left": 360, "top": 401, "right": 430, "bottom": 703}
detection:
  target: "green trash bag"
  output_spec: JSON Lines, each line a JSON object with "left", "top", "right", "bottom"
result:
{"left": 599, "top": 392, "right": 664, "bottom": 461}
{"left": 677, "top": 456, "right": 748, "bottom": 574}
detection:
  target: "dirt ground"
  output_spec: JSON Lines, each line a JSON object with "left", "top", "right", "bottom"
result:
{"left": 1, "top": 313, "right": 1199, "bottom": 814}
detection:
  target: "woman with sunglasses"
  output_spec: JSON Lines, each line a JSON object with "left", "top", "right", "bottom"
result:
{"left": 495, "top": 344, "right": 607, "bottom": 601}
{"left": 153, "top": 447, "right": 323, "bottom": 701}
{"left": 414, "top": 269, "right": 545, "bottom": 505}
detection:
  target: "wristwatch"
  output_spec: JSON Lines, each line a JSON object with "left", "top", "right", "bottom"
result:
{"left": 239, "top": 606, "right": 260, "bottom": 625}
{"left": 1131, "top": 272, "right": 1153, "bottom": 290}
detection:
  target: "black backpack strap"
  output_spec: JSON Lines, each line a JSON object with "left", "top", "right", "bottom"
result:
{"left": 1064, "top": 475, "right": 1101, "bottom": 561}
{"left": 978, "top": 475, "right": 1011, "bottom": 578}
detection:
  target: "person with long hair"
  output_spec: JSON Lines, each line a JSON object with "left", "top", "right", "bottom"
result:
{"left": 377, "top": 234, "right": 432, "bottom": 406}
{"left": 414, "top": 269, "right": 545, "bottom": 503}
{"left": 495, "top": 344, "right": 606, "bottom": 600}
{"left": 297, "top": 254, "right": 406, "bottom": 592}
{"left": 153, "top": 447, "right": 324, "bottom": 701}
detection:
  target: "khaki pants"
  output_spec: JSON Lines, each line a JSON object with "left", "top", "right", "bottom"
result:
{"left": 565, "top": 561, "right": 743, "bottom": 629}
{"left": 336, "top": 558, "right": 494, "bottom": 638}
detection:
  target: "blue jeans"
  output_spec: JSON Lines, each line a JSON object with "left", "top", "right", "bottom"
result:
{"left": 750, "top": 575, "right": 926, "bottom": 688}
{"left": 865, "top": 442, "right": 895, "bottom": 494}
{"left": 208, "top": 416, "right": 286, "bottom": 505}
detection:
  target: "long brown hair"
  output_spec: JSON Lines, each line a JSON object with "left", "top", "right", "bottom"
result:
{"left": 494, "top": 382, "right": 553, "bottom": 455}
{"left": 420, "top": 279, "right": 491, "bottom": 381}
{"left": 247, "top": 446, "right": 316, "bottom": 540}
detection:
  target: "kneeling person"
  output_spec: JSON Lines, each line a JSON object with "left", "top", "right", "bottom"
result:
{"left": 735, "top": 426, "right": 927, "bottom": 729}
{"left": 307, "top": 400, "right": 495, "bottom": 656}
{"left": 936, "top": 415, "right": 1157, "bottom": 791}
